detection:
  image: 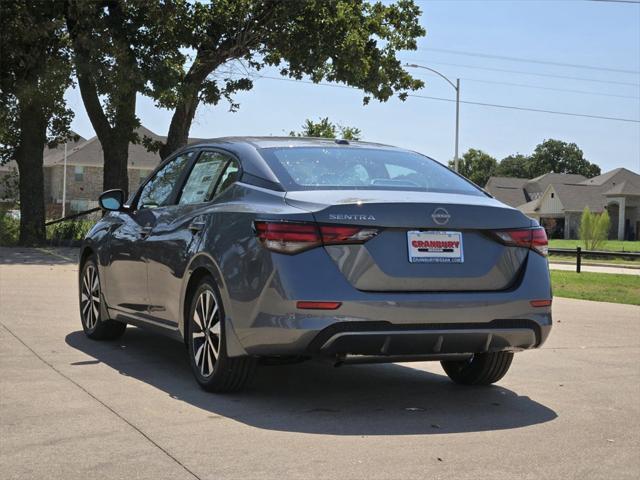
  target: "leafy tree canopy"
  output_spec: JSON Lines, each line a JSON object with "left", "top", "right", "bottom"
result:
{"left": 0, "top": 0, "right": 74, "bottom": 166}
{"left": 495, "top": 154, "right": 530, "bottom": 178}
{"left": 528, "top": 139, "right": 600, "bottom": 178}
{"left": 156, "top": 0, "right": 425, "bottom": 157}
{"left": 448, "top": 149, "right": 497, "bottom": 187}
{"left": 290, "top": 118, "right": 362, "bottom": 140}
{"left": 460, "top": 139, "right": 602, "bottom": 184}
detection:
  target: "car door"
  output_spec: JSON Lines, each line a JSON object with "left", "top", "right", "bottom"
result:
{"left": 144, "top": 149, "right": 238, "bottom": 327}
{"left": 106, "top": 150, "right": 195, "bottom": 322}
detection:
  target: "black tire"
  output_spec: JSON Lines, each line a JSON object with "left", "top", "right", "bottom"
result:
{"left": 79, "top": 255, "right": 126, "bottom": 340}
{"left": 441, "top": 351, "right": 514, "bottom": 385}
{"left": 186, "top": 277, "right": 256, "bottom": 393}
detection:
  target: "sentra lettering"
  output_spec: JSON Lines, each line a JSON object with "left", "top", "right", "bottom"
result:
{"left": 328, "top": 214, "right": 376, "bottom": 221}
{"left": 412, "top": 240, "right": 460, "bottom": 249}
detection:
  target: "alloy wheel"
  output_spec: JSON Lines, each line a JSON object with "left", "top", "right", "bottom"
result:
{"left": 81, "top": 264, "right": 100, "bottom": 330}
{"left": 192, "top": 289, "right": 221, "bottom": 377}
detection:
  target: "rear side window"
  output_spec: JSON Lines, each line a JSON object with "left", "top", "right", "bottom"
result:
{"left": 179, "top": 151, "right": 229, "bottom": 205}
{"left": 260, "top": 147, "right": 482, "bottom": 195}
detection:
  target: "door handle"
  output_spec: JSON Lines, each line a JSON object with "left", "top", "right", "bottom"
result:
{"left": 188, "top": 220, "right": 206, "bottom": 233}
{"left": 140, "top": 226, "right": 153, "bottom": 239}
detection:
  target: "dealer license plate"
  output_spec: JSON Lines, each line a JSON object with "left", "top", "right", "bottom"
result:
{"left": 407, "top": 231, "right": 464, "bottom": 263}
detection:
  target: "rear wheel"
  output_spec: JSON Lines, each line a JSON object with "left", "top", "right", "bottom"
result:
{"left": 441, "top": 351, "right": 514, "bottom": 385}
{"left": 187, "top": 277, "right": 256, "bottom": 392}
{"left": 79, "top": 256, "right": 126, "bottom": 340}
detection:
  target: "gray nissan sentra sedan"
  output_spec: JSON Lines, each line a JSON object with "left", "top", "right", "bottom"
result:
{"left": 79, "top": 137, "right": 552, "bottom": 392}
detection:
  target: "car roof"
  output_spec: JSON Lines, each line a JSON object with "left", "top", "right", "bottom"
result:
{"left": 186, "top": 136, "right": 404, "bottom": 151}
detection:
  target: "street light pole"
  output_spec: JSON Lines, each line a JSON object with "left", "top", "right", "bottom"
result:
{"left": 405, "top": 63, "right": 461, "bottom": 172}
{"left": 62, "top": 141, "right": 67, "bottom": 218}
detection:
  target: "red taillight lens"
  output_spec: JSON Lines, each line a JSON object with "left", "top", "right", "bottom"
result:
{"left": 254, "top": 221, "right": 379, "bottom": 254}
{"left": 254, "top": 221, "right": 321, "bottom": 254}
{"left": 493, "top": 227, "right": 548, "bottom": 256}
{"left": 319, "top": 225, "right": 379, "bottom": 245}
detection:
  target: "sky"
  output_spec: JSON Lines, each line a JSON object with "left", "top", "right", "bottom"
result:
{"left": 65, "top": 0, "right": 640, "bottom": 174}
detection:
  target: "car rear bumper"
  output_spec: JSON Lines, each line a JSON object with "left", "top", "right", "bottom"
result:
{"left": 225, "top": 247, "right": 552, "bottom": 358}
{"left": 307, "top": 319, "right": 546, "bottom": 357}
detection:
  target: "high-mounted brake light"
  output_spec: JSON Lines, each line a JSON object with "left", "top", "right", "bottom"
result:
{"left": 493, "top": 227, "right": 548, "bottom": 256}
{"left": 254, "top": 221, "right": 379, "bottom": 254}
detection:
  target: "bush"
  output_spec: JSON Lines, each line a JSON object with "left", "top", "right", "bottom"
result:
{"left": 46, "top": 219, "right": 95, "bottom": 245}
{"left": 0, "top": 210, "right": 20, "bottom": 246}
{"left": 579, "top": 207, "right": 610, "bottom": 250}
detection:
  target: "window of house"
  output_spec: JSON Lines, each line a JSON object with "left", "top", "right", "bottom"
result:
{"left": 74, "top": 166, "right": 84, "bottom": 182}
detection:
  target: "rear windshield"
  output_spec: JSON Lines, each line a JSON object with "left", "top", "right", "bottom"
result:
{"left": 259, "top": 147, "right": 483, "bottom": 195}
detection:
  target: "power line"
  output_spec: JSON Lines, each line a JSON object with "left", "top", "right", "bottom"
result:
{"left": 588, "top": 0, "right": 640, "bottom": 4}
{"left": 408, "top": 93, "right": 640, "bottom": 123}
{"left": 223, "top": 71, "right": 640, "bottom": 124}
{"left": 412, "top": 74, "right": 640, "bottom": 99}
{"left": 417, "top": 48, "right": 639, "bottom": 74}
{"left": 406, "top": 59, "right": 640, "bottom": 86}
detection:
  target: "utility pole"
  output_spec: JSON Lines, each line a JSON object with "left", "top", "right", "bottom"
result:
{"left": 405, "top": 63, "right": 461, "bottom": 172}
{"left": 62, "top": 142, "right": 67, "bottom": 217}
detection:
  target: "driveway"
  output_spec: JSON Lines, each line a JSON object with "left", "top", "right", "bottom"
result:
{"left": 1, "top": 248, "right": 639, "bottom": 479}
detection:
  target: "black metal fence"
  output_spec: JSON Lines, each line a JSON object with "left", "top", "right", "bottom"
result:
{"left": 548, "top": 247, "right": 640, "bottom": 273}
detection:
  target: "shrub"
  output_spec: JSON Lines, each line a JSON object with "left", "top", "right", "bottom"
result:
{"left": 0, "top": 210, "right": 20, "bottom": 246}
{"left": 579, "top": 207, "right": 610, "bottom": 250}
{"left": 46, "top": 219, "right": 95, "bottom": 245}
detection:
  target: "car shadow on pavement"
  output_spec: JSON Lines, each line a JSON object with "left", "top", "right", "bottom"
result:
{"left": 0, "top": 247, "right": 77, "bottom": 265}
{"left": 65, "top": 327, "right": 557, "bottom": 436}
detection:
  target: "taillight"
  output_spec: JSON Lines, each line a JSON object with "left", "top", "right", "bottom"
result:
{"left": 493, "top": 227, "right": 548, "bottom": 256}
{"left": 254, "top": 221, "right": 379, "bottom": 254}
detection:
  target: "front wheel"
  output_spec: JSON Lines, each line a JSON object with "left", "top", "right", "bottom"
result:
{"left": 79, "top": 256, "right": 126, "bottom": 340}
{"left": 187, "top": 278, "right": 256, "bottom": 392}
{"left": 441, "top": 351, "right": 514, "bottom": 385}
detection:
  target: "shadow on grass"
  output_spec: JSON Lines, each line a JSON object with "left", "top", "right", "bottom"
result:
{"left": 66, "top": 327, "right": 557, "bottom": 436}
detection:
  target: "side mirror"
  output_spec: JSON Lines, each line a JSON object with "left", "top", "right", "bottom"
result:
{"left": 99, "top": 189, "right": 125, "bottom": 211}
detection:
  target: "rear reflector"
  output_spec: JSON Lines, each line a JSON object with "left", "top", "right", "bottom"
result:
{"left": 296, "top": 301, "right": 342, "bottom": 310}
{"left": 493, "top": 227, "right": 549, "bottom": 256}
{"left": 530, "top": 299, "right": 552, "bottom": 308}
{"left": 255, "top": 221, "right": 379, "bottom": 254}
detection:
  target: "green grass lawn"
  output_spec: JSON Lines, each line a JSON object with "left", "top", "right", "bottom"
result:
{"left": 549, "top": 254, "right": 639, "bottom": 267}
{"left": 548, "top": 239, "right": 640, "bottom": 252}
{"left": 551, "top": 271, "right": 640, "bottom": 306}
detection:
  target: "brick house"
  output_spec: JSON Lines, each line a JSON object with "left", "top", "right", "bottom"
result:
{"left": 1, "top": 127, "right": 198, "bottom": 218}
{"left": 485, "top": 168, "right": 640, "bottom": 240}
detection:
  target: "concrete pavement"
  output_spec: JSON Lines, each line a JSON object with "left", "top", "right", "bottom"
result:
{"left": 1, "top": 247, "right": 639, "bottom": 480}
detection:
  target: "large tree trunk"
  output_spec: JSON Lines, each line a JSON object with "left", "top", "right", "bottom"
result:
{"left": 102, "top": 135, "right": 130, "bottom": 197}
{"left": 160, "top": 94, "right": 200, "bottom": 160}
{"left": 160, "top": 56, "right": 213, "bottom": 160}
{"left": 15, "top": 100, "right": 48, "bottom": 245}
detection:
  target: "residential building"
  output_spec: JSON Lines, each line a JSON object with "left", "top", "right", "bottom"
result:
{"left": 1, "top": 127, "right": 200, "bottom": 218}
{"left": 485, "top": 168, "right": 640, "bottom": 240}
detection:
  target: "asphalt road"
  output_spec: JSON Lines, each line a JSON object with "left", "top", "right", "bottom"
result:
{"left": 1, "top": 247, "right": 639, "bottom": 480}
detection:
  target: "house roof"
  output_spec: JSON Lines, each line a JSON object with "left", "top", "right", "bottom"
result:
{"left": 485, "top": 176, "right": 529, "bottom": 189}
{"left": 551, "top": 183, "right": 608, "bottom": 212}
{"left": 518, "top": 198, "right": 540, "bottom": 215}
{"left": 488, "top": 186, "right": 529, "bottom": 207}
{"left": 0, "top": 132, "right": 86, "bottom": 172}
{"left": 603, "top": 180, "right": 640, "bottom": 196}
{"left": 580, "top": 167, "right": 626, "bottom": 186}
{"left": 525, "top": 173, "right": 587, "bottom": 194}
{"left": 43, "top": 127, "right": 165, "bottom": 170}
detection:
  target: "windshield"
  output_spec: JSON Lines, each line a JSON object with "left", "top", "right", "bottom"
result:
{"left": 259, "top": 147, "right": 483, "bottom": 195}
